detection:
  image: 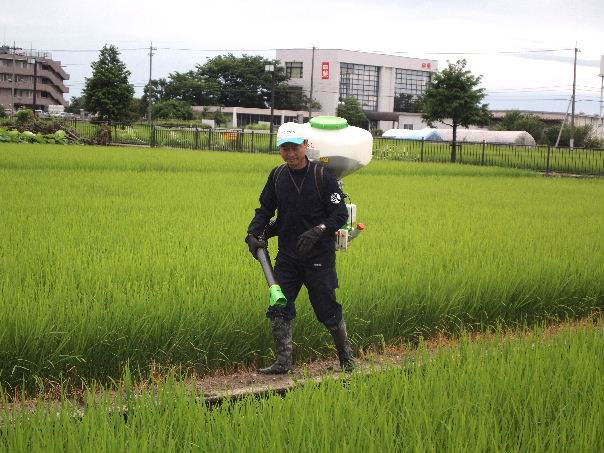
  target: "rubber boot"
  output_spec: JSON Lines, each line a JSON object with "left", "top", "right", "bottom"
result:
{"left": 329, "top": 319, "right": 356, "bottom": 372}
{"left": 258, "top": 317, "right": 293, "bottom": 374}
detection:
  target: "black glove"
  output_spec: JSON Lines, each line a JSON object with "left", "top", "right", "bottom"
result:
{"left": 297, "top": 225, "right": 326, "bottom": 256}
{"left": 245, "top": 234, "right": 267, "bottom": 260}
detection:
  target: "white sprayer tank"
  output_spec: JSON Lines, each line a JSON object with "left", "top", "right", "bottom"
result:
{"left": 299, "top": 116, "right": 373, "bottom": 179}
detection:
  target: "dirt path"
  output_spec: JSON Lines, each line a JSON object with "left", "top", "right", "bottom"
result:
{"left": 195, "top": 313, "right": 601, "bottom": 404}
{"left": 3, "top": 314, "right": 601, "bottom": 413}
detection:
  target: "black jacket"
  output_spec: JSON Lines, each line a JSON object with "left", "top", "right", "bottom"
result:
{"left": 247, "top": 160, "right": 349, "bottom": 260}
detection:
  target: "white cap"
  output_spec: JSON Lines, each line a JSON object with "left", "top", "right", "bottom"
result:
{"left": 276, "top": 122, "right": 305, "bottom": 147}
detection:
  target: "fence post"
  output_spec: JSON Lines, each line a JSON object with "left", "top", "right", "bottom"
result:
{"left": 481, "top": 140, "right": 486, "bottom": 165}
{"left": 546, "top": 144, "right": 551, "bottom": 175}
{"left": 420, "top": 138, "right": 424, "bottom": 162}
{"left": 459, "top": 143, "right": 463, "bottom": 163}
{"left": 194, "top": 127, "right": 199, "bottom": 150}
{"left": 208, "top": 129, "right": 213, "bottom": 150}
{"left": 251, "top": 130, "right": 255, "bottom": 153}
{"left": 150, "top": 124, "right": 156, "bottom": 147}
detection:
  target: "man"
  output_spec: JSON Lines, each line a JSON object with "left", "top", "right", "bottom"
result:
{"left": 245, "top": 122, "right": 355, "bottom": 374}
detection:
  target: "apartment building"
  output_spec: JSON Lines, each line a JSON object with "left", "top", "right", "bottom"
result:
{"left": 0, "top": 46, "right": 69, "bottom": 113}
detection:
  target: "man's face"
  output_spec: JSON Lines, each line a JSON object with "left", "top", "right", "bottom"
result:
{"left": 280, "top": 141, "right": 307, "bottom": 169}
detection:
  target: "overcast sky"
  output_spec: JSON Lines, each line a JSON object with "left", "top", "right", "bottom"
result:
{"left": 2, "top": 0, "right": 603, "bottom": 114}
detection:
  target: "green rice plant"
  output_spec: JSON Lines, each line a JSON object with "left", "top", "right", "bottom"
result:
{"left": 1, "top": 322, "right": 602, "bottom": 452}
{"left": 0, "top": 144, "right": 602, "bottom": 390}
{"left": 373, "top": 138, "right": 604, "bottom": 174}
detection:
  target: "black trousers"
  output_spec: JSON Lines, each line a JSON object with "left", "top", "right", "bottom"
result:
{"left": 267, "top": 252, "right": 343, "bottom": 328}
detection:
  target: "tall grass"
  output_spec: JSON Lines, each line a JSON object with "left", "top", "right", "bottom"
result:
{"left": 1, "top": 322, "right": 602, "bottom": 452}
{"left": 0, "top": 144, "right": 602, "bottom": 389}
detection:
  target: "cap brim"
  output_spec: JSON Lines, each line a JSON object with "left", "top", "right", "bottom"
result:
{"left": 276, "top": 137, "right": 305, "bottom": 147}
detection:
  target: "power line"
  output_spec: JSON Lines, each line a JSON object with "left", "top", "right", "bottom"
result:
{"left": 31, "top": 46, "right": 580, "bottom": 56}
{"left": 394, "top": 48, "right": 574, "bottom": 56}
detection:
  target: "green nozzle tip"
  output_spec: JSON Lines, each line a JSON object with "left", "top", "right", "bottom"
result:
{"left": 269, "top": 284, "right": 287, "bottom": 308}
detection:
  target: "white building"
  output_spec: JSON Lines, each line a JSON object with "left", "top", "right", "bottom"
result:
{"left": 275, "top": 48, "right": 438, "bottom": 131}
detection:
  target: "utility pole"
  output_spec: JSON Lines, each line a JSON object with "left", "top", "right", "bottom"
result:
{"left": 147, "top": 41, "right": 156, "bottom": 125}
{"left": 11, "top": 42, "right": 15, "bottom": 114}
{"left": 555, "top": 97, "right": 572, "bottom": 148}
{"left": 600, "top": 74, "right": 603, "bottom": 142}
{"left": 265, "top": 63, "right": 276, "bottom": 150}
{"left": 570, "top": 44, "right": 578, "bottom": 149}
{"left": 599, "top": 55, "right": 604, "bottom": 141}
{"left": 31, "top": 58, "right": 37, "bottom": 113}
{"left": 308, "top": 46, "right": 316, "bottom": 122}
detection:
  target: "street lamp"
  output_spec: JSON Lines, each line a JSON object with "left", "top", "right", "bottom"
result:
{"left": 265, "top": 64, "right": 276, "bottom": 150}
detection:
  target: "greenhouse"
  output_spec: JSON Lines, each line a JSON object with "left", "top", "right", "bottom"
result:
{"left": 382, "top": 128, "right": 536, "bottom": 145}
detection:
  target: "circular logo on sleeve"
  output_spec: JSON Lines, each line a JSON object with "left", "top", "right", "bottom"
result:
{"left": 330, "top": 193, "right": 341, "bottom": 204}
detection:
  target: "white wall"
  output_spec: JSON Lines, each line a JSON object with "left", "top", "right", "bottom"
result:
{"left": 276, "top": 49, "right": 437, "bottom": 117}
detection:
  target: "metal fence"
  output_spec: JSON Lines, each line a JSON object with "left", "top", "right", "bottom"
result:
{"left": 70, "top": 121, "right": 604, "bottom": 176}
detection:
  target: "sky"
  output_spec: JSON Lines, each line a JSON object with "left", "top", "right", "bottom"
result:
{"left": 2, "top": 0, "right": 603, "bottom": 115}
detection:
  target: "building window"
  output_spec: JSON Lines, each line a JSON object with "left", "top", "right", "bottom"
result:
{"left": 339, "top": 62, "right": 379, "bottom": 111}
{"left": 403, "top": 124, "right": 413, "bottom": 130}
{"left": 394, "top": 68, "right": 431, "bottom": 113}
{"left": 285, "top": 62, "right": 303, "bottom": 79}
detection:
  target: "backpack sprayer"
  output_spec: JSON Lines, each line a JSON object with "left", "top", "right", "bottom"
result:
{"left": 257, "top": 116, "right": 373, "bottom": 308}
{"left": 304, "top": 116, "right": 373, "bottom": 251}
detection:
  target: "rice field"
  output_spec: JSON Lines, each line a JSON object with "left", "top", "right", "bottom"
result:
{"left": 372, "top": 138, "right": 604, "bottom": 174}
{"left": 1, "top": 321, "right": 602, "bottom": 452}
{"left": 0, "top": 143, "right": 602, "bottom": 391}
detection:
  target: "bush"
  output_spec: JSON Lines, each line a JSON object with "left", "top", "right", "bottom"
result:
{"left": 16, "top": 108, "right": 34, "bottom": 125}
{"left": 0, "top": 128, "right": 70, "bottom": 144}
{"left": 0, "top": 104, "right": 6, "bottom": 119}
{"left": 245, "top": 123, "right": 270, "bottom": 130}
{"left": 150, "top": 119, "right": 211, "bottom": 129}
{"left": 152, "top": 100, "right": 193, "bottom": 120}
{"left": 0, "top": 117, "right": 14, "bottom": 128}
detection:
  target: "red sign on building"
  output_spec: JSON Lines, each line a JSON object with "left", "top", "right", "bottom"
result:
{"left": 321, "top": 61, "right": 330, "bottom": 79}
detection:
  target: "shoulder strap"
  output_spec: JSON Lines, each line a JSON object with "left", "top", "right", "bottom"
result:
{"left": 314, "top": 163, "right": 324, "bottom": 200}
{"left": 273, "top": 164, "right": 287, "bottom": 202}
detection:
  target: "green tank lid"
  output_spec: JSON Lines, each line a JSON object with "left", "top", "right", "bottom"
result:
{"left": 310, "top": 116, "right": 348, "bottom": 130}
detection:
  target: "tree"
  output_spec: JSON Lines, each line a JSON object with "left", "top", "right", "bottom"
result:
{"left": 140, "top": 79, "right": 168, "bottom": 117}
{"left": 394, "top": 93, "right": 422, "bottom": 113}
{"left": 544, "top": 124, "right": 596, "bottom": 148}
{"left": 198, "top": 54, "right": 287, "bottom": 108}
{"left": 82, "top": 45, "right": 135, "bottom": 123}
{"left": 157, "top": 54, "right": 309, "bottom": 111}
{"left": 161, "top": 71, "right": 219, "bottom": 106}
{"left": 274, "top": 85, "right": 318, "bottom": 111}
{"left": 336, "top": 97, "right": 368, "bottom": 129}
{"left": 496, "top": 110, "right": 546, "bottom": 143}
{"left": 152, "top": 100, "right": 193, "bottom": 120}
{"left": 128, "top": 98, "right": 143, "bottom": 122}
{"left": 422, "top": 60, "right": 491, "bottom": 162}
{"left": 65, "top": 95, "right": 85, "bottom": 114}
